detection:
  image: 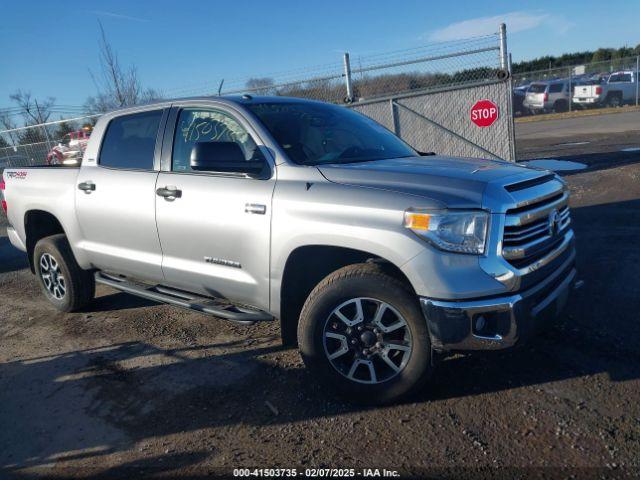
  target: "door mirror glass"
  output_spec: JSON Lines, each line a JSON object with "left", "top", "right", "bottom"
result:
{"left": 190, "top": 142, "right": 265, "bottom": 176}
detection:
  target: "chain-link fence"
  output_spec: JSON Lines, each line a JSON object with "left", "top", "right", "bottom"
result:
{"left": 1, "top": 26, "right": 515, "bottom": 167}
{"left": 347, "top": 26, "right": 516, "bottom": 161}
{"left": 512, "top": 55, "right": 640, "bottom": 114}
{"left": 0, "top": 115, "right": 99, "bottom": 170}
{"left": 164, "top": 32, "right": 508, "bottom": 104}
{"left": 352, "top": 80, "right": 515, "bottom": 160}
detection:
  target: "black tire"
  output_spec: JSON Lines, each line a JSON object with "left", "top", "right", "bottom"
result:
{"left": 553, "top": 100, "right": 568, "bottom": 113}
{"left": 606, "top": 93, "right": 623, "bottom": 108}
{"left": 297, "top": 263, "right": 433, "bottom": 405}
{"left": 33, "top": 234, "right": 95, "bottom": 312}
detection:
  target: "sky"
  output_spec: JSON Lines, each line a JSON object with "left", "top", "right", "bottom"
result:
{"left": 1, "top": 0, "right": 638, "bottom": 112}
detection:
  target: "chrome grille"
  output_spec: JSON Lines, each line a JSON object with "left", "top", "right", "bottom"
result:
{"left": 502, "top": 176, "right": 572, "bottom": 270}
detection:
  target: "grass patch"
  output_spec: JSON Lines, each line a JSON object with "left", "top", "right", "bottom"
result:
{"left": 515, "top": 105, "right": 640, "bottom": 123}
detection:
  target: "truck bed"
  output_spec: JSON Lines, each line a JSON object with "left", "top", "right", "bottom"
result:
{"left": 3, "top": 166, "right": 80, "bottom": 239}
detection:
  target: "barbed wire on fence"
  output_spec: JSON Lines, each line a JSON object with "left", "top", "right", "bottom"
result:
{"left": 1, "top": 30, "right": 507, "bottom": 169}
{"left": 166, "top": 33, "right": 500, "bottom": 103}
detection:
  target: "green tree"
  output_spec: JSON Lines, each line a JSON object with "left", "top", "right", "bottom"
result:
{"left": 591, "top": 48, "right": 614, "bottom": 63}
{"left": 52, "top": 121, "right": 76, "bottom": 142}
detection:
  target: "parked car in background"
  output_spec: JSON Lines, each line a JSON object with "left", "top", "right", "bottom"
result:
{"left": 512, "top": 85, "right": 529, "bottom": 115}
{"left": 1, "top": 96, "right": 577, "bottom": 404}
{"left": 523, "top": 80, "right": 571, "bottom": 113}
{"left": 573, "top": 70, "right": 638, "bottom": 108}
{"left": 46, "top": 128, "right": 92, "bottom": 165}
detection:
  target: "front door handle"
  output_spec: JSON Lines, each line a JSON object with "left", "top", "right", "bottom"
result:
{"left": 156, "top": 186, "right": 182, "bottom": 201}
{"left": 78, "top": 181, "right": 96, "bottom": 193}
{"left": 245, "top": 203, "right": 266, "bottom": 215}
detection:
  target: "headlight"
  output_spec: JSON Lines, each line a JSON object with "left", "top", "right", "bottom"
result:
{"left": 404, "top": 209, "right": 488, "bottom": 254}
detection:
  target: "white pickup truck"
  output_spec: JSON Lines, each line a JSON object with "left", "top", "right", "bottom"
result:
{"left": 573, "top": 71, "right": 638, "bottom": 108}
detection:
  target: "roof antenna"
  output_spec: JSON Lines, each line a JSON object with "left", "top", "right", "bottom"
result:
{"left": 217, "top": 79, "right": 225, "bottom": 96}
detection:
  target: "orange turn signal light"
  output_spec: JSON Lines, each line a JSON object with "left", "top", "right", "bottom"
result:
{"left": 404, "top": 212, "right": 431, "bottom": 231}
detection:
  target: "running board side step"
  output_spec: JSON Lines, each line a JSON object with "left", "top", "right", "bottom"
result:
{"left": 95, "top": 272, "right": 273, "bottom": 325}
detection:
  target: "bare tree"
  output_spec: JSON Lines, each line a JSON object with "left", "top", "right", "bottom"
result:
{"left": 85, "top": 21, "right": 161, "bottom": 113}
{"left": 9, "top": 90, "right": 56, "bottom": 125}
{"left": 0, "top": 112, "right": 20, "bottom": 148}
{"left": 245, "top": 77, "right": 276, "bottom": 95}
{"left": 0, "top": 131, "right": 10, "bottom": 149}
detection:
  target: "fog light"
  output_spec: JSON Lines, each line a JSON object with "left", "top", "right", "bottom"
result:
{"left": 473, "top": 313, "right": 498, "bottom": 337}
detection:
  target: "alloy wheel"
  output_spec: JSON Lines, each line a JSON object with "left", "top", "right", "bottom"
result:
{"left": 322, "top": 297, "right": 412, "bottom": 384}
{"left": 39, "top": 253, "right": 66, "bottom": 300}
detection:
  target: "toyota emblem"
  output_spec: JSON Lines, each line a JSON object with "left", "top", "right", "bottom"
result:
{"left": 548, "top": 209, "right": 561, "bottom": 236}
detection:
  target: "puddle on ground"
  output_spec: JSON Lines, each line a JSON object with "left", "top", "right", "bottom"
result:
{"left": 620, "top": 147, "right": 640, "bottom": 152}
{"left": 518, "top": 159, "right": 588, "bottom": 171}
{"left": 555, "top": 141, "right": 591, "bottom": 146}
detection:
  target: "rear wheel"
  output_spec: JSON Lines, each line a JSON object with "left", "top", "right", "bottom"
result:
{"left": 298, "top": 263, "right": 433, "bottom": 404}
{"left": 553, "top": 100, "right": 569, "bottom": 113}
{"left": 34, "top": 234, "right": 95, "bottom": 312}
{"left": 606, "top": 93, "right": 623, "bottom": 108}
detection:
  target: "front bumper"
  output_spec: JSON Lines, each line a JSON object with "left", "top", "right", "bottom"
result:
{"left": 420, "top": 263, "right": 576, "bottom": 351}
{"left": 523, "top": 101, "right": 545, "bottom": 110}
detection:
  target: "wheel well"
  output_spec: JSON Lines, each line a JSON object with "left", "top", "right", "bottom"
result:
{"left": 279, "top": 245, "right": 414, "bottom": 346}
{"left": 24, "top": 210, "right": 65, "bottom": 273}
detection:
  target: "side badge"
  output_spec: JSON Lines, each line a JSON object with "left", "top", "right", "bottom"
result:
{"left": 204, "top": 257, "right": 242, "bottom": 269}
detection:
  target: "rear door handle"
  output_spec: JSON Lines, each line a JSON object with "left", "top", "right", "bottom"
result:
{"left": 78, "top": 181, "right": 96, "bottom": 193}
{"left": 156, "top": 186, "right": 182, "bottom": 201}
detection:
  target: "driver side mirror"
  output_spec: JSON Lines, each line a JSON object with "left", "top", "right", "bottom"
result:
{"left": 190, "top": 142, "right": 266, "bottom": 177}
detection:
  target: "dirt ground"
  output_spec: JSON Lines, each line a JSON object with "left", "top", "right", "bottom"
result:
{"left": 1, "top": 138, "right": 639, "bottom": 479}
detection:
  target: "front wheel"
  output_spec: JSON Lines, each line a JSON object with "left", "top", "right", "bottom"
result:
{"left": 298, "top": 263, "right": 433, "bottom": 404}
{"left": 34, "top": 234, "right": 95, "bottom": 312}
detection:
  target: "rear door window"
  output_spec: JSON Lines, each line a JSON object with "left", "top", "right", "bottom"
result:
{"left": 528, "top": 84, "right": 547, "bottom": 93}
{"left": 548, "top": 83, "right": 564, "bottom": 93}
{"left": 609, "top": 73, "right": 632, "bottom": 83}
{"left": 99, "top": 110, "right": 163, "bottom": 170}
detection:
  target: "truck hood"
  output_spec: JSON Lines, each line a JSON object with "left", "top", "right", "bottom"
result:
{"left": 317, "top": 155, "right": 533, "bottom": 209}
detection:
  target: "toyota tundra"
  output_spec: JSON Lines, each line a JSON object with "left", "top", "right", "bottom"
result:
{"left": 1, "top": 96, "right": 576, "bottom": 404}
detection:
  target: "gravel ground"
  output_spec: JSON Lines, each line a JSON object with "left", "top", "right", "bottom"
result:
{"left": 1, "top": 144, "right": 639, "bottom": 478}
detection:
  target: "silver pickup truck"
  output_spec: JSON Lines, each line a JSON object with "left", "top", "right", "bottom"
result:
{"left": 1, "top": 96, "right": 577, "bottom": 404}
{"left": 573, "top": 70, "right": 638, "bottom": 107}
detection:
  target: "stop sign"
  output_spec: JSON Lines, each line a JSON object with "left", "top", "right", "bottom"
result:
{"left": 470, "top": 100, "right": 499, "bottom": 127}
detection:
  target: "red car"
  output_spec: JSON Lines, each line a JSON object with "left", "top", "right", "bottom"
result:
{"left": 46, "top": 128, "right": 92, "bottom": 165}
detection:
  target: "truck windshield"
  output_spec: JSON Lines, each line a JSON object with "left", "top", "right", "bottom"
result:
{"left": 246, "top": 102, "right": 416, "bottom": 165}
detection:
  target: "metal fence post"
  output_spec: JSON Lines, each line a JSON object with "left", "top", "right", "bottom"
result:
{"left": 498, "top": 23, "right": 508, "bottom": 71}
{"left": 568, "top": 67, "right": 572, "bottom": 112}
{"left": 389, "top": 99, "right": 399, "bottom": 135}
{"left": 343, "top": 52, "right": 354, "bottom": 103}
{"left": 500, "top": 25, "right": 517, "bottom": 162}
{"left": 636, "top": 55, "right": 639, "bottom": 107}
